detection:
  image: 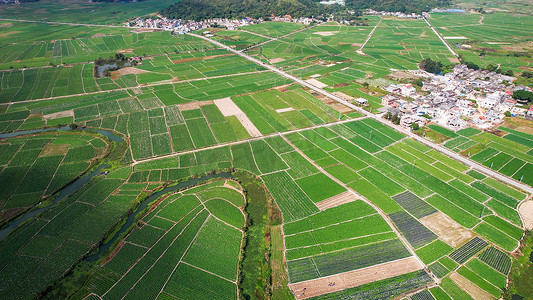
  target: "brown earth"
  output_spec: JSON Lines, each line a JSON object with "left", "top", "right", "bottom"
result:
{"left": 0, "top": 31, "right": 21, "bottom": 38}
{"left": 518, "top": 201, "right": 533, "bottom": 230}
{"left": 289, "top": 257, "right": 424, "bottom": 299}
{"left": 449, "top": 273, "right": 493, "bottom": 300}
{"left": 449, "top": 57, "right": 460, "bottom": 63}
{"left": 130, "top": 28, "right": 163, "bottom": 33}
{"left": 118, "top": 67, "right": 149, "bottom": 76}
{"left": 351, "top": 43, "right": 363, "bottom": 47}
{"left": 100, "top": 241, "right": 126, "bottom": 267}
{"left": 420, "top": 212, "right": 473, "bottom": 248}
{"left": 270, "top": 58, "right": 286, "bottom": 63}
{"left": 501, "top": 117, "right": 533, "bottom": 135}
{"left": 43, "top": 109, "right": 74, "bottom": 120}
{"left": 173, "top": 53, "right": 234, "bottom": 64}
{"left": 177, "top": 100, "right": 214, "bottom": 111}
{"left": 313, "top": 93, "right": 353, "bottom": 113}
{"left": 91, "top": 33, "right": 106, "bottom": 38}
{"left": 40, "top": 144, "right": 69, "bottom": 157}
{"left": 316, "top": 191, "right": 359, "bottom": 210}
{"left": 0, "top": 23, "right": 13, "bottom": 27}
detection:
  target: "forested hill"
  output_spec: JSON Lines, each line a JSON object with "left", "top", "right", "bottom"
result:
{"left": 159, "top": 0, "right": 338, "bottom": 21}
{"left": 345, "top": 0, "right": 452, "bottom": 14}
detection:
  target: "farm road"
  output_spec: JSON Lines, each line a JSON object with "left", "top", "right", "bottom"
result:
{"left": 0, "top": 69, "right": 270, "bottom": 106}
{"left": 357, "top": 17, "right": 382, "bottom": 55}
{"left": 190, "top": 32, "right": 533, "bottom": 196}
{"left": 279, "top": 134, "right": 433, "bottom": 280}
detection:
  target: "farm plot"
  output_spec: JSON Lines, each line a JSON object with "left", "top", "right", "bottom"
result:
{"left": 449, "top": 237, "right": 488, "bottom": 264}
{"left": 0, "top": 132, "right": 109, "bottom": 223}
{"left": 84, "top": 182, "right": 244, "bottom": 300}
{"left": 0, "top": 169, "right": 134, "bottom": 299}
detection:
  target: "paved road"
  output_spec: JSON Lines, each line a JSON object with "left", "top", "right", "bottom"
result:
{"left": 423, "top": 17, "right": 459, "bottom": 58}
{"left": 190, "top": 32, "right": 533, "bottom": 195}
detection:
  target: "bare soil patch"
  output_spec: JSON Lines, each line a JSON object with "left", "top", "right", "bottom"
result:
{"left": 313, "top": 93, "right": 353, "bottom": 113}
{"left": 118, "top": 48, "right": 134, "bottom": 54}
{"left": 236, "top": 113, "right": 262, "bottom": 137}
{"left": 100, "top": 241, "right": 125, "bottom": 267}
{"left": 449, "top": 273, "right": 493, "bottom": 300}
{"left": 449, "top": 57, "right": 460, "bottom": 63}
{"left": 40, "top": 144, "right": 69, "bottom": 157}
{"left": 130, "top": 28, "right": 163, "bottom": 33}
{"left": 276, "top": 107, "right": 295, "bottom": 113}
{"left": 177, "top": 100, "right": 214, "bottom": 111}
{"left": 501, "top": 118, "right": 533, "bottom": 135}
{"left": 289, "top": 257, "right": 423, "bottom": 299}
{"left": 316, "top": 191, "right": 359, "bottom": 210}
{"left": 519, "top": 201, "right": 533, "bottom": 230}
{"left": 387, "top": 70, "right": 417, "bottom": 80}
{"left": 173, "top": 53, "right": 234, "bottom": 64}
{"left": 91, "top": 33, "right": 106, "bottom": 38}
{"left": 0, "top": 23, "right": 13, "bottom": 27}
{"left": 213, "top": 97, "right": 244, "bottom": 116}
{"left": 351, "top": 43, "right": 363, "bottom": 47}
{"left": 420, "top": 212, "right": 473, "bottom": 248}
{"left": 313, "top": 31, "right": 338, "bottom": 36}
{"left": 270, "top": 58, "right": 286, "bottom": 63}
{"left": 305, "top": 78, "right": 328, "bottom": 89}
{"left": 118, "top": 67, "right": 149, "bottom": 76}
{"left": 0, "top": 31, "right": 21, "bottom": 38}
{"left": 43, "top": 109, "right": 74, "bottom": 120}
{"left": 332, "top": 92, "right": 354, "bottom": 101}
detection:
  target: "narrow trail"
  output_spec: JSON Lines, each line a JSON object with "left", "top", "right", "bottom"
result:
{"left": 0, "top": 18, "right": 124, "bottom": 28}
{"left": 357, "top": 17, "right": 383, "bottom": 55}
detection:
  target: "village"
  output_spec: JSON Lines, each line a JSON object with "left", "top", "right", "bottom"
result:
{"left": 379, "top": 64, "right": 533, "bottom": 131}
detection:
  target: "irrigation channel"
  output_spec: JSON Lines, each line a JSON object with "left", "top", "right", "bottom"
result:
{"left": 0, "top": 127, "right": 123, "bottom": 241}
{"left": 86, "top": 172, "right": 233, "bottom": 262}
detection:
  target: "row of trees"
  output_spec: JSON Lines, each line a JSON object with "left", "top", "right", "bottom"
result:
{"left": 345, "top": 0, "right": 452, "bottom": 14}
{"left": 160, "top": 0, "right": 339, "bottom": 21}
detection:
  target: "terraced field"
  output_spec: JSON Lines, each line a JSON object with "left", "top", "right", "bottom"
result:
{"left": 0, "top": 10, "right": 531, "bottom": 300}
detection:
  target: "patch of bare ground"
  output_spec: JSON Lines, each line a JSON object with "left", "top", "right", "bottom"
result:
{"left": 43, "top": 109, "right": 74, "bottom": 120}
{"left": 501, "top": 117, "right": 533, "bottom": 135}
{"left": 387, "top": 70, "right": 417, "bottom": 80}
{"left": 0, "top": 207, "right": 26, "bottom": 224}
{"left": 0, "top": 23, "right": 13, "bottom": 27}
{"left": 449, "top": 273, "right": 493, "bottom": 300}
{"left": 449, "top": 57, "right": 460, "bottom": 63}
{"left": 312, "top": 92, "right": 353, "bottom": 114}
{"left": 316, "top": 191, "right": 359, "bottom": 210}
{"left": 130, "top": 28, "right": 163, "bottom": 33}
{"left": 420, "top": 212, "right": 473, "bottom": 248}
{"left": 173, "top": 53, "right": 234, "bottom": 64}
{"left": 289, "top": 257, "right": 424, "bottom": 299}
{"left": 351, "top": 43, "right": 363, "bottom": 47}
{"left": 332, "top": 92, "right": 354, "bottom": 101}
{"left": 40, "top": 144, "right": 69, "bottom": 157}
{"left": 91, "top": 33, "right": 106, "bottom": 38}
{"left": 519, "top": 201, "right": 533, "bottom": 230}
{"left": 177, "top": 100, "right": 214, "bottom": 111}
{"left": 118, "top": 67, "right": 148, "bottom": 76}
{"left": 118, "top": 48, "right": 134, "bottom": 54}
{"left": 0, "top": 31, "right": 21, "bottom": 38}
{"left": 270, "top": 58, "right": 286, "bottom": 63}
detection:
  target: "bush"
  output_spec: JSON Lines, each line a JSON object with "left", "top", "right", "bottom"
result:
{"left": 513, "top": 90, "right": 533, "bottom": 102}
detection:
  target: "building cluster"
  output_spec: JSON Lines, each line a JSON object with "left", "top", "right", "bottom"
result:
{"left": 363, "top": 9, "right": 423, "bottom": 19}
{"left": 126, "top": 15, "right": 321, "bottom": 34}
{"left": 126, "top": 16, "right": 260, "bottom": 34}
{"left": 381, "top": 65, "right": 531, "bottom": 131}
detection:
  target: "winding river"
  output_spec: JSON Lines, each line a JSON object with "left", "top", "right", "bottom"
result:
{"left": 0, "top": 127, "right": 123, "bottom": 241}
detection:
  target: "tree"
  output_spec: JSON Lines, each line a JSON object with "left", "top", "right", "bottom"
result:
{"left": 521, "top": 71, "right": 533, "bottom": 79}
{"left": 513, "top": 90, "right": 533, "bottom": 102}
{"left": 504, "top": 111, "right": 511, "bottom": 117}
{"left": 419, "top": 58, "right": 443, "bottom": 74}
{"left": 410, "top": 123, "right": 419, "bottom": 131}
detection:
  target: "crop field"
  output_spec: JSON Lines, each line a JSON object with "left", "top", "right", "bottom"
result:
{"left": 363, "top": 19, "right": 456, "bottom": 69}
{"left": 0, "top": 131, "right": 109, "bottom": 223}
{"left": 427, "top": 13, "right": 533, "bottom": 71}
{"left": 0, "top": 30, "right": 217, "bottom": 69}
{"left": 84, "top": 181, "right": 244, "bottom": 299}
{"left": 242, "top": 21, "right": 306, "bottom": 38}
{"left": 0, "top": 9, "right": 531, "bottom": 300}
{"left": 436, "top": 124, "right": 533, "bottom": 187}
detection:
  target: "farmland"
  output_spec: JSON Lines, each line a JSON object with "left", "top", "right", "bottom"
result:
{"left": 0, "top": 4, "right": 531, "bottom": 299}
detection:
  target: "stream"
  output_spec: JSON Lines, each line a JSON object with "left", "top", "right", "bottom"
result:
{"left": 85, "top": 172, "right": 233, "bottom": 262}
{"left": 0, "top": 127, "right": 123, "bottom": 241}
